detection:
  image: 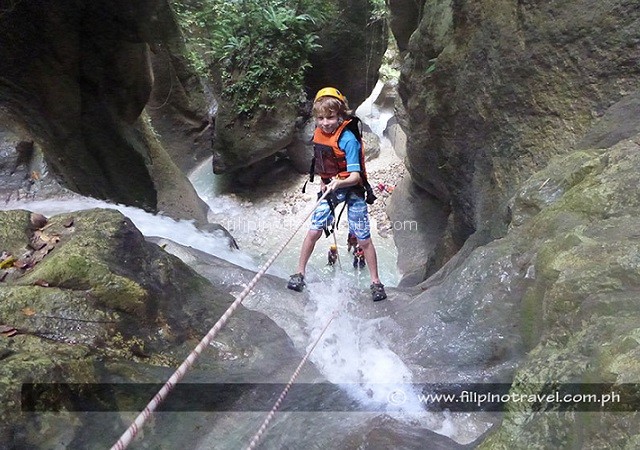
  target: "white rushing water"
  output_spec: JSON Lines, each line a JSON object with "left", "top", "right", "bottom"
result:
{"left": 0, "top": 84, "right": 491, "bottom": 445}
{"left": 306, "top": 274, "right": 421, "bottom": 409}
{"left": 0, "top": 196, "right": 260, "bottom": 273}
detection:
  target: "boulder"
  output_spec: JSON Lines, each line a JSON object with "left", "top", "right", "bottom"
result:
{"left": 0, "top": 208, "right": 307, "bottom": 448}
{"left": 286, "top": 119, "right": 316, "bottom": 174}
{"left": 211, "top": 97, "right": 297, "bottom": 174}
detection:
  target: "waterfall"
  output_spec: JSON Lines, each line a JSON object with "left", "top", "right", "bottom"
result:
{"left": 0, "top": 196, "right": 259, "bottom": 273}
{"left": 0, "top": 86, "right": 489, "bottom": 447}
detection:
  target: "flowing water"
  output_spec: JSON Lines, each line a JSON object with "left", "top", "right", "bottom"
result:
{"left": 1, "top": 189, "right": 487, "bottom": 447}
{"left": 0, "top": 85, "right": 492, "bottom": 446}
{"left": 184, "top": 91, "right": 491, "bottom": 446}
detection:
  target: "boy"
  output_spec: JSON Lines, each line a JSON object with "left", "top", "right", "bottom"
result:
{"left": 287, "top": 87, "right": 387, "bottom": 302}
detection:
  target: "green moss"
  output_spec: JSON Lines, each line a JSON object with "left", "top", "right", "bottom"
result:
{"left": 483, "top": 314, "right": 640, "bottom": 447}
{"left": 91, "top": 275, "right": 147, "bottom": 314}
{"left": 18, "top": 253, "right": 147, "bottom": 315}
{"left": 10, "top": 210, "right": 150, "bottom": 315}
{"left": 0, "top": 209, "right": 31, "bottom": 255}
{"left": 557, "top": 179, "right": 610, "bottom": 217}
{"left": 519, "top": 282, "right": 545, "bottom": 350}
{"left": 0, "top": 335, "right": 94, "bottom": 431}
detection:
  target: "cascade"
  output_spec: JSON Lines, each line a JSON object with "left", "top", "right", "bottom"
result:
{"left": 0, "top": 85, "right": 489, "bottom": 447}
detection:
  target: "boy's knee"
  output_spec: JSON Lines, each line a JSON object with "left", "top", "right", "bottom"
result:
{"left": 308, "top": 229, "right": 323, "bottom": 241}
{"left": 357, "top": 237, "right": 372, "bottom": 249}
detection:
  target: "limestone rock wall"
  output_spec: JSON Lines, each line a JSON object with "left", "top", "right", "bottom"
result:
{"left": 376, "top": 94, "right": 640, "bottom": 446}
{"left": 144, "top": 9, "right": 216, "bottom": 173}
{"left": 389, "top": 0, "right": 640, "bottom": 257}
{"left": 0, "top": 1, "right": 209, "bottom": 224}
{"left": 305, "top": 0, "right": 389, "bottom": 107}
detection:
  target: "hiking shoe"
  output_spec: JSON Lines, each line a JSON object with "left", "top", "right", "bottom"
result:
{"left": 370, "top": 282, "right": 387, "bottom": 302}
{"left": 287, "top": 273, "right": 305, "bottom": 292}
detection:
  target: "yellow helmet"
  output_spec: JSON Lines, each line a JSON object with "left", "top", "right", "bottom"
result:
{"left": 314, "top": 87, "right": 346, "bottom": 103}
{"left": 330, "top": 244, "right": 337, "bottom": 250}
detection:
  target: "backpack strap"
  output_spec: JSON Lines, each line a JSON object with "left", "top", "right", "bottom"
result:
{"left": 342, "top": 116, "right": 377, "bottom": 205}
{"left": 301, "top": 156, "right": 316, "bottom": 194}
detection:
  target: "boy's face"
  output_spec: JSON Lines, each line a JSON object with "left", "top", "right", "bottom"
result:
{"left": 315, "top": 111, "right": 340, "bottom": 135}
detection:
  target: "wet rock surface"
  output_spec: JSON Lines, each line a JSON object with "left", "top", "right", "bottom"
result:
{"left": 0, "top": 208, "right": 319, "bottom": 448}
{"left": 390, "top": 0, "right": 640, "bottom": 259}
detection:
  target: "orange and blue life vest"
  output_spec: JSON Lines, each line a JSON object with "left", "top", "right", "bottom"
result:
{"left": 306, "top": 115, "right": 377, "bottom": 205}
{"left": 311, "top": 119, "right": 366, "bottom": 181}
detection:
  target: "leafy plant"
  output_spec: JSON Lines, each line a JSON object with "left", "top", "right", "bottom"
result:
{"left": 173, "top": 0, "right": 333, "bottom": 117}
{"left": 368, "top": 0, "right": 387, "bottom": 23}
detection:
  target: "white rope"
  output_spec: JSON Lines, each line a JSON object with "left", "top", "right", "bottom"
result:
{"left": 111, "top": 188, "right": 332, "bottom": 450}
{"left": 246, "top": 310, "right": 338, "bottom": 450}
{"left": 332, "top": 230, "right": 342, "bottom": 270}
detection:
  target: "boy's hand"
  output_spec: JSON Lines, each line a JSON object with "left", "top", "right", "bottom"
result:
{"left": 320, "top": 179, "right": 338, "bottom": 193}
{"left": 326, "top": 179, "right": 340, "bottom": 192}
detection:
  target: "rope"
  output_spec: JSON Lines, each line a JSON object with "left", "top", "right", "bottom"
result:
{"left": 246, "top": 310, "right": 338, "bottom": 450}
{"left": 332, "top": 230, "right": 342, "bottom": 270}
{"left": 110, "top": 188, "right": 333, "bottom": 450}
{"left": 146, "top": 56, "right": 175, "bottom": 111}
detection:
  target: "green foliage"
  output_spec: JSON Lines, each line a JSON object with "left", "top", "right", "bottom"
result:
{"left": 379, "top": 34, "right": 400, "bottom": 82}
{"left": 368, "top": 0, "right": 388, "bottom": 23}
{"left": 173, "top": 0, "right": 333, "bottom": 117}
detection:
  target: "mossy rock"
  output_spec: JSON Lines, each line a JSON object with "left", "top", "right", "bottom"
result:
{"left": 0, "top": 210, "right": 33, "bottom": 256}
{"left": 481, "top": 141, "right": 640, "bottom": 447}
{"left": 0, "top": 207, "right": 299, "bottom": 447}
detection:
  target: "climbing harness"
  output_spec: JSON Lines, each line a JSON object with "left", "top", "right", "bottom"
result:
{"left": 110, "top": 189, "right": 334, "bottom": 450}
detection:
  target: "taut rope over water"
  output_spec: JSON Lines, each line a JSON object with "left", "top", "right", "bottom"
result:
{"left": 111, "top": 189, "right": 333, "bottom": 450}
{"left": 246, "top": 309, "right": 339, "bottom": 450}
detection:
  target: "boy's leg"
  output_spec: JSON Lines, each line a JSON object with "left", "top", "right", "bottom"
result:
{"left": 288, "top": 229, "right": 321, "bottom": 291}
{"left": 288, "top": 193, "right": 340, "bottom": 291}
{"left": 295, "top": 229, "right": 323, "bottom": 275}
{"left": 348, "top": 194, "right": 387, "bottom": 301}
{"left": 347, "top": 196, "right": 379, "bottom": 280}
{"left": 357, "top": 238, "right": 380, "bottom": 283}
